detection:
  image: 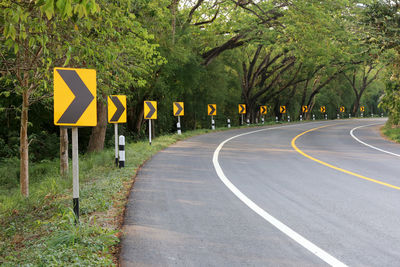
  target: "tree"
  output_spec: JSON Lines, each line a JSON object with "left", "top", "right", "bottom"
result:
{"left": 343, "top": 63, "right": 385, "bottom": 115}
{"left": 0, "top": 0, "right": 99, "bottom": 197}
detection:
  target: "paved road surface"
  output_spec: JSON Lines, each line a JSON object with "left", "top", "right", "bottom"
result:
{"left": 121, "top": 118, "right": 400, "bottom": 266}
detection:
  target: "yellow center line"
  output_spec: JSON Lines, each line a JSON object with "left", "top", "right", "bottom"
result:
{"left": 291, "top": 124, "right": 400, "bottom": 191}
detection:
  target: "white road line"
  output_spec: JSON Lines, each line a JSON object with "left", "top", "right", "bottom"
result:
{"left": 212, "top": 124, "right": 347, "bottom": 267}
{"left": 350, "top": 123, "right": 400, "bottom": 158}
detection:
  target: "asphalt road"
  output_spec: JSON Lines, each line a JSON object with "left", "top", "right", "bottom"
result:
{"left": 120, "top": 118, "right": 400, "bottom": 266}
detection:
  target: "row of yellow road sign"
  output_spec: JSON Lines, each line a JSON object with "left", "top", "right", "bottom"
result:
{"left": 143, "top": 101, "right": 184, "bottom": 119}
{"left": 53, "top": 67, "right": 367, "bottom": 126}
{"left": 279, "top": 105, "right": 365, "bottom": 114}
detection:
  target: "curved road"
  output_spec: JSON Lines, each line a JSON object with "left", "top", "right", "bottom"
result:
{"left": 121, "top": 118, "right": 400, "bottom": 266}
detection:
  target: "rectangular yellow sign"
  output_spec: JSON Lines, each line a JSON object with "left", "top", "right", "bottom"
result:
{"left": 173, "top": 102, "right": 184, "bottom": 116}
{"left": 280, "top": 106, "right": 286, "bottom": 114}
{"left": 238, "top": 104, "right": 246, "bottom": 114}
{"left": 302, "top": 106, "right": 308, "bottom": 113}
{"left": 208, "top": 104, "right": 217, "bottom": 116}
{"left": 320, "top": 106, "right": 326, "bottom": 113}
{"left": 144, "top": 101, "right": 157, "bottom": 119}
{"left": 54, "top": 67, "right": 97, "bottom": 126}
{"left": 260, "top": 106, "right": 267, "bottom": 115}
{"left": 108, "top": 95, "right": 127, "bottom": 123}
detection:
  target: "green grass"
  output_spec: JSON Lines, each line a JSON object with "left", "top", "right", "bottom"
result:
{"left": 382, "top": 123, "right": 400, "bottom": 143}
{"left": 1, "top": 123, "right": 282, "bottom": 266}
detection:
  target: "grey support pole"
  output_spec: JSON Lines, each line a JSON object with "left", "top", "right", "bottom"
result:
{"left": 211, "top": 116, "right": 215, "bottom": 130}
{"left": 349, "top": 114, "right": 351, "bottom": 119}
{"left": 119, "top": 135, "right": 125, "bottom": 168}
{"left": 288, "top": 115, "right": 290, "bottom": 122}
{"left": 177, "top": 116, "right": 181, "bottom": 135}
{"left": 337, "top": 114, "right": 340, "bottom": 119}
{"left": 227, "top": 118, "right": 231, "bottom": 128}
{"left": 149, "top": 119, "right": 152, "bottom": 145}
{"left": 325, "top": 114, "right": 328, "bottom": 120}
{"left": 114, "top": 123, "right": 118, "bottom": 167}
{"left": 313, "top": 114, "right": 315, "bottom": 121}
{"left": 72, "top": 127, "right": 79, "bottom": 223}
{"left": 276, "top": 116, "right": 279, "bottom": 123}
{"left": 241, "top": 114, "right": 244, "bottom": 125}
{"left": 247, "top": 118, "right": 250, "bottom": 126}
{"left": 262, "top": 117, "right": 265, "bottom": 124}
{"left": 300, "top": 115, "right": 303, "bottom": 121}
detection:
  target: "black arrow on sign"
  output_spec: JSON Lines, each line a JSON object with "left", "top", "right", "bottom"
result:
{"left": 209, "top": 104, "right": 216, "bottom": 115}
{"left": 261, "top": 106, "right": 266, "bottom": 114}
{"left": 240, "top": 104, "right": 245, "bottom": 114}
{"left": 281, "top": 106, "right": 286, "bottom": 113}
{"left": 57, "top": 69, "right": 95, "bottom": 124}
{"left": 110, "top": 96, "right": 125, "bottom": 122}
{"left": 174, "top": 103, "right": 183, "bottom": 116}
{"left": 146, "top": 102, "right": 156, "bottom": 118}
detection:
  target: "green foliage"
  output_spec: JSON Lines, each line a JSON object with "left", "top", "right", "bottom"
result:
{"left": 382, "top": 123, "right": 400, "bottom": 143}
{"left": 379, "top": 78, "right": 400, "bottom": 124}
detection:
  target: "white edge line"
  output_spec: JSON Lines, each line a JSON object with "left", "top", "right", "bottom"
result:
{"left": 350, "top": 124, "right": 400, "bottom": 158}
{"left": 212, "top": 123, "right": 347, "bottom": 267}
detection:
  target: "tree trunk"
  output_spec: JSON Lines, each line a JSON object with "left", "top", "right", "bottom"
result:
{"left": 171, "top": 0, "right": 178, "bottom": 45}
{"left": 20, "top": 88, "right": 29, "bottom": 197}
{"left": 136, "top": 108, "right": 144, "bottom": 134}
{"left": 87, "top": 95, "right": 107, "bottom": 153}
{"left": 60, "top": 127, "right": 69, "bottom": 176}
{"left": 352, "top": 95, "right": 361, "bottom": 116}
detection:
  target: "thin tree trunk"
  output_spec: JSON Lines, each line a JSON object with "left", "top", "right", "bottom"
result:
{"left": 60, "top": 127, "right": 69, "bottom": 176}
{"left": 171, "top": 0, "right": 178, "bottom": 45}
{"left": 20, "top": 88, "right": 29, "bottom": 197}
{"left": 87, "top": 94, "right": 107, "bottom": 153}
{"left": 136, "top": 108, "right": 144, "bottom": 134}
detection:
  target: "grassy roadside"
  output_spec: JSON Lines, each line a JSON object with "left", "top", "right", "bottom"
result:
{"left": 381, "top": 123, "right": 400, "bottom": 143}
{"left": 0, "top": 123, "right": 277, "bottom": 266}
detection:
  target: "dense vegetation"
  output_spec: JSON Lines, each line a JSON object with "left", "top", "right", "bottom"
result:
{"left": 0, "top": 0, "right": 400, "bottom": 266}
{"left": 2, "top": 0, "right": 400, "bottom": 265}
{"left": 1, "top": 1, "right": 393, "bottom": 195}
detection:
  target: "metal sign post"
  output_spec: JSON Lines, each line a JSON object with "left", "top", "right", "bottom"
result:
{"left": 144, "top": 101, "right": 157, "bottom": 145}
{"left": 114, "top": 123, "right": 118, "bottom": 167}
{"left": 177, "top": 116, "right": 181, "bottom": 135}
{"left": 54, "top": 67, "right": 97, "bottom": 225}
{"left": 149, "top": 119, "right": 152, "bottom": 145}
{"left": 107, "top": 95, "right": 127, "bottom": 166}
{"left": 72, "top": 127, "right": 79, "bottom": 223}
